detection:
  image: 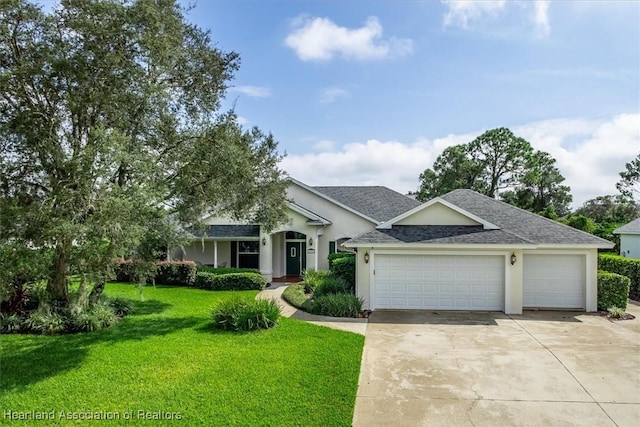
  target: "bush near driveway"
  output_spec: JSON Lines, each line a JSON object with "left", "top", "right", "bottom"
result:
{"left": 328, "top": 253, "right": 355, "bottom": 291}
{"left": 311, "top": 293, "right": 364, "bottom": 318}
{"left": 195, "top": 272, "right": 267, "bottom": 291}
{"left": 597, "top": 270, "right": 630, "bottom": 311}
{"left": 598, "top": 254, "right": 640, "bottom": 296}
{"left": 301, "top": 269, "right": 331, "bottom": 293}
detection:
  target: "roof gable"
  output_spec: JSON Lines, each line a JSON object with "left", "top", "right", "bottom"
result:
{"left": 613, "top": 218, "right": 640, "bottom": 235}
{"left": 377, "top": 197, "right": 499, "bottom": 230}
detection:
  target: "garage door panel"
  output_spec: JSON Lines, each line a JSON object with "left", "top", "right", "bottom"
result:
{"left": 374, "top": 255, "right": 504, "bottom": 310}
{"left": 523, "top": 254, "right": 584, "bottom": 309}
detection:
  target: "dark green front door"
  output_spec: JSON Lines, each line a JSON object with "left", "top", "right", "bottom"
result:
{"left": 286, "top": 241, "right": 306, "bottom": 276}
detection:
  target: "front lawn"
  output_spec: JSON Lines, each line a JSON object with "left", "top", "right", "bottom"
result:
{"left": 0, "top": 284, "right": 364, "bottom": 426}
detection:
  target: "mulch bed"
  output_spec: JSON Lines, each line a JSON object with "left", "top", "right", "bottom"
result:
{"left": 598, "top": 311, "right": 636, "bottom": 321}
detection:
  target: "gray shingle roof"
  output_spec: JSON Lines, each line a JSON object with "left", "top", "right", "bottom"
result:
{"left": 313, "top": 186, "right": 421, "bottom": 223}
{"left": 348, "top": 189, "right": 614, "bottom": 247}
{"left": 613, "top": 218, "right": 640, "bottom": 234}
{"left": 348, "top": 225, "right": 532, "bottom": 245}
{"left": 191, "top": 225, "right": 260, "bottom": 238}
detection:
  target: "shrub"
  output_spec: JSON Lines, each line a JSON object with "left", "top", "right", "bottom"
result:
{"left": 607, "top": 306, "right": 625, "bottom": 319}
{"left": 154, "top": 261, "right": 197, "bottom": 286}
{"left": 68, "top": 302, "right": 119, "bottom": 333}
{"left": 599, "top": 254, "right": 640, "bottom": 295}
{"left": 329, "top": 255, "right": 355, "bottom": 291}
{"left": 314, "top": 276, "right": 350, "bottom": 297}
{"left": 0, "top": 313, "right": 24, "bottom": 334}
{"left": 327, "top": 252, "right": 354, "bottom": 267}
{"left": 310, "top": 293, "right": 364, "bottom": 318}
{"left": 107, "top": 297, "right": 134, "bottom": 317}
{"left": 211, "top": 297, "right": 281, "bottom": 331}
{"left": 198, "top": 266, "right": 259, "bottom": 275}
{"left": 24, "top": 310, "right": 67, "bottom": 335}
{"left": 282, "top": 284, "right": 313, "bottom": 310}
{"left": 597, "top": 271, "right": 630, "bottom": 311}
{"left": 195, "top": 272, "right": 266, "bottom": 291}
{"left": 302, "top": 269, "right": 331, "bottom": 293}
{"left": 113, "top": 260, "right": 197, "bottom": 286}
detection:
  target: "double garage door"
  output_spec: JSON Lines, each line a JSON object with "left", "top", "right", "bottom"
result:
{"left": 373, "top": 253, "right": 586, "bottom": 311}
{"left": 374, "top": 255, "right": 505, "bottom": 310}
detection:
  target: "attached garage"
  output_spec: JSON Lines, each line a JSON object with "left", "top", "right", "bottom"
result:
{"left": 374, "top": 254, "right": 505, "bottom": 310}
{"left": 523, "top": 254, "right": 586, "bottom": 309}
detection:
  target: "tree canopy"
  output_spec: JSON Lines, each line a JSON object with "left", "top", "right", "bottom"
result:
{"left": 414, "top": 127, "right": 571, "bottom": 216}
{"left": 0, "top": 0, "right": 289, "bottom": 307}
{"left": 617, "top": 153, "right": 640, "bottom": 200}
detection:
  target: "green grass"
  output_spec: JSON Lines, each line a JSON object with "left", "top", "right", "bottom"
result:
{"left": 0, "top": 283, "right": 364, "bottom": 426}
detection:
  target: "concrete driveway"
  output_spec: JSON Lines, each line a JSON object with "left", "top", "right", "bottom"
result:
{"left": 353, "top": 308, "right": 640, "bottom": 427}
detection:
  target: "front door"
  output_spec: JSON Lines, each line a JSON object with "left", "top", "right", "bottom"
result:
{"left": 286, "top": 241, "right": 306, "bottom": 276}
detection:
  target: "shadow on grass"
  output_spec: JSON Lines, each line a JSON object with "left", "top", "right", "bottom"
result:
{"left": 129, "top": 299, "right": 172, "bottom": 316}
{"left": 0, "top": 314, "right": 203, "bottom": 395}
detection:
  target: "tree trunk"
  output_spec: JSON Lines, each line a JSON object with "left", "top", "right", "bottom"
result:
{"left": 48, "top": 241, "right": 71, "bottom": 307}
{"left": 89, "top": 281, "right": 105, "bottom": 305}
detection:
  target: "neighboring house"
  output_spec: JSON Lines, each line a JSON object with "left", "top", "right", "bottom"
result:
{"left": 173, "top": 178, "right": 420, "bottom": 280}
{"left": 613, "top": 218, "right": 640, "bottom": 259}
{"left": 345, "top": 189, "right": 614, "bottom": 314}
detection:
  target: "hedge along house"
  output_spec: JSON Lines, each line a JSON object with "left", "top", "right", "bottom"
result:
{"left": 172, "top": 178, "right": 421, "bottom": 282}
{"left": 344, "top": 189, "right": 615, "bottom": 315}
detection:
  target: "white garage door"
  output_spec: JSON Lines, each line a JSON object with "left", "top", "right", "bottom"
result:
{"left": 523, "top": 254, "right": 585, "bottom": 309}
{"left": 374, "top": 255, "right": 504, "bottom": 310}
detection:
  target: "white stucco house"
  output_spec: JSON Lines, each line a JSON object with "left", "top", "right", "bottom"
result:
{"left": 175, "top": 178, "right": 614, "bottom": 315}
{"left": 613, "top": 218, "right": 640, "bottom": 259}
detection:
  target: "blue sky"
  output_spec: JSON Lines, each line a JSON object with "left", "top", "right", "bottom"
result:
{"left": 43, "top": 0, "right": 640, "bottom": 206}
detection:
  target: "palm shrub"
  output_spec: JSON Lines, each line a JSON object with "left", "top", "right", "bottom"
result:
{"left": 311, "top": 294, "right": 364, "bottom": 318}
{"left": 211, "top": 297, "right": 281, "bottom": 331}
{"left": 302, "top": 269, "right": 331, "bottom": 293}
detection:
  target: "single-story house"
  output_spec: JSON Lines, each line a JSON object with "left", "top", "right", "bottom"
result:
{"left": 613, "top": 218, "right": 640, "bottom": 258}
{"left": 173, "top": 177, "right": 420, "bottom": 277}
{"left": 174, "top": 179, "right": 614, "bottom": 315}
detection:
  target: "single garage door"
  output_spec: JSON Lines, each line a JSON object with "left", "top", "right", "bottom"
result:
{"left": 374, "top": 255, "right": 504, "bottom": 310}
{"left": 523, "top": 254, "right": 585, "bottom": 309}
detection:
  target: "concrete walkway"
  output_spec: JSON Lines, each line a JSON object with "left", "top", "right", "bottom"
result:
{"left": 256, "top": 282, "right": 368, "bottom": 335}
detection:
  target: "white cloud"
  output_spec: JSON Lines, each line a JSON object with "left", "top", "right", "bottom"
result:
{"left": 532, "top": 0, "right": 551, "bottom": 38}
{"left": 230, "top": 85, "right": 271, "bottom": 98}
{"left": 442, "top": 0, "right": 506, "bottom": 29}
{"left": 312, "top": 140, "right": 337, "bottom": 151}
{"left": 320, "top": 87, "right": 348, "bottom": 104}
{"left": 284, "top": 16, "right": 413, "bottom": 61}
{"left": 236, "top": 116, "right": 249, "bottom": 126}
{"left": 442, "top": 0, "right": 551, "bottom": 39}
{"left": 281, "top": 113, "right": 640, "bottom": 207}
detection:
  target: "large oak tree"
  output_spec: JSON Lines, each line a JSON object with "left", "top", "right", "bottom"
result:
{"left": 0, "top": 0, "right": 289, "bottom": 306}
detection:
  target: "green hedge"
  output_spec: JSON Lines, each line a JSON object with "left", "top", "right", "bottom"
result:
{"left": 114, "top": 260, "right": 196, "bottom": 286}
{"left": 194, "top": 272, "right": 267, "bottom": 291}
{"left": 328, "top": 254, "right": 355, "bottom": 291}
{"left": 597, "top": 271, "right": 630, "bottom": 310}
{"left": 599, "top": 254, "right": 640, "bottom": 295}
{"left": 198, "top": 266, "right": 259, "bottom": 275}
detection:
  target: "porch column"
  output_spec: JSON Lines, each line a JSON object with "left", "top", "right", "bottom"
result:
{"left": 213, "top": 240, "right": 218, "bottom": 268}
{"left": 314, "top": 228, "right": 320, "bottom": 270}
{"left": 259, "top": 229, "right": 273, "bottom": 283}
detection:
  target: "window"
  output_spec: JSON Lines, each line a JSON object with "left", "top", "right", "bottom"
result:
{"left": 238, "top": 241, "right": 259, "bottom": 253}
{"left": 285, "top": 231, "right": 306, "bottom": 240}
{"left": 329, "top": 241, "right": 336, "bottom": 254}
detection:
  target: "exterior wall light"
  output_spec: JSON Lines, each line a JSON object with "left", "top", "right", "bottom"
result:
{"left": 364, "top": 251, "right": 370, "bottom": 264}
{"left": 510, "top": 252, "right": 517, "bottom": 265}
{"left": 308, "top": 237, "right": 313, "bottom": 246}
{"left": 262, "top": 237, "right": 267, "bottom": 246}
